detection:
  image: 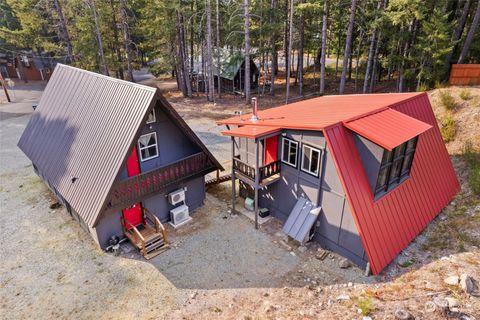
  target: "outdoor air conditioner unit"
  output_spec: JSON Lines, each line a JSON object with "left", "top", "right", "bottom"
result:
{"left": 168, "top": 188, "right": 186, "bottom": 206}
{"left": 169, "top": 204, "right": 192, "bottom": 228}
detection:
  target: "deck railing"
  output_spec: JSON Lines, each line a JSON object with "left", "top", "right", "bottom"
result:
{"left": 108, "top": 152, "right": 214, "bottom": 208}
{"left": 233, "top": 156, "right": 281, "bottom": 183}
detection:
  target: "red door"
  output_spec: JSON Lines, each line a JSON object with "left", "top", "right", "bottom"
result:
{"left": 122, "top": 146, "right": 143, "bottom": 229}
{"left": 264, "top": 136, "right": 278, "bottom": 165}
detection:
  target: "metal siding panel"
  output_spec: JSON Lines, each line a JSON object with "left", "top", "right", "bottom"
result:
{"left": 325, "top": 94, "right": 460, "bottom": 274}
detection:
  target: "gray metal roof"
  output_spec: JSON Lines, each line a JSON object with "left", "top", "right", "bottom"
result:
{"left": 18, "top": 64, "right": 158, "bottom": 227}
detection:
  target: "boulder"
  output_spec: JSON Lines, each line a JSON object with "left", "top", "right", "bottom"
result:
{"left": 339, "top": 258, "right": 352, "bottom": 269}
{"left": 336, "top": 294, "right": 350, "bottom": 301}
{"left": 460, "top": 274, "right": 475, "bottom": 294}
{"left": 444, "top": 275, "right": 459, "bottom": 286}
{"left": 445, "top": 297, "right": 459, "bottom": 308}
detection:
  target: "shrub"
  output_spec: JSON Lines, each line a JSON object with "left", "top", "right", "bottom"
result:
{"left": 357, "top": 296, "right": 375, "bottom": 316}
{"left": 463, "top": 141, "right": 480, "bottom": 195}
{"left": 417, "top": 83, "right": 429, "bottom": 92}
{"left": 440, "top": 114, "right": 456, "bottom": 142}
{"left": 439, "top": 90, "right": 458, "bottom": 110}
{"left": 435, "top": 80, "right": 448, "bottom": 89}
{"left": 459, "top": 88, "right": 472, "bottom": 100}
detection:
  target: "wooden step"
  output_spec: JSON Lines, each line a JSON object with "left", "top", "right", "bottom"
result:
{"left": 144, "top": 243, "right": 170, "bottom": 259}
{"left": 145, "top": 238, "right": 165, "bottom": 252}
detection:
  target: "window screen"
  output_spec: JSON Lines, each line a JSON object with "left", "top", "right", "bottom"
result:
{"left": 281, "top": 138, "right": 298, "bottom": 167}
{"left": 374, "top": 136, "right": 418, "bottom": 197}
{"left": 138, "top": 132, "right": 159, "bottom": 162}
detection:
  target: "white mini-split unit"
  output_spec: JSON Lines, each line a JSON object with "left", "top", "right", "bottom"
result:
{"left": 168, "top": 188, "right": 192, "bottom": 228}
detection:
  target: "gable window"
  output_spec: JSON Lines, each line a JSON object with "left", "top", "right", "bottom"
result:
{"left": 138, "top": 132, "right": 159, "bottom": 162}
{"left": 301, "top": 144, "right": 321, "bottom": 176}
{"left": 281, "top": 138, "right": 298, "bottom": 167}
{"left": 146, "top": 109, "right": 156, "bottom": 124}
{"left": 375, "top": 136, "right": 418, "bottom": 197}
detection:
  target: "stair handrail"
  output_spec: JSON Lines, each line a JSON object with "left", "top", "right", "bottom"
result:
{"left": 143, "top": 207, "right": 163, "bottom": 233}
{"left": 123, "top": 217, "right": 145, "bottom": 243}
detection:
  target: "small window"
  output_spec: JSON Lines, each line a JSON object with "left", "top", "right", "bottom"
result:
{"left": 301, "top": 144, "right": 321, "bottom": 176}
{"left": 374, "top": 136, "right": 418, "bottom": 197}
{"left": 281, "top": 137, "right": 298, "bottom": 167}
{"left": 138, "top": 132, "right": 159, "bottom": 162}
{"left": 146, "top": 109, "right": 156, "bottom": 124}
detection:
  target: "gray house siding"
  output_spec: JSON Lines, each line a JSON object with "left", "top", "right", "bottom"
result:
{"left": 353, "top": 134, "right": 384, "bottom": 193}
{"left": 236, "top": 129, "right": 370, "bottom": 267}
{"left": 94, "top": 175, "right": 205, "bottom": 249}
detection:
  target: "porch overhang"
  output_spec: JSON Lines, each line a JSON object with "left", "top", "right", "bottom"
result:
{"left": 221, "top": 125, "right": 281, "bottom": 139}
{"left": 343, "top": 108, "right": 432, "bottom": 151}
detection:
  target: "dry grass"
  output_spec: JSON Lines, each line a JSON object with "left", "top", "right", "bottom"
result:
{"left": 459, "top": 88, "right": 473, "bottom": 100}
{"left": 439, "top": 90, "right": 458, "bottom": 110}
{"left": 440, "top": 113, "right": 456, "bottom": 142}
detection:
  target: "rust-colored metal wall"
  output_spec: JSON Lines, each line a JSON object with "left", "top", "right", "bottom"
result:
{"left": 325, "top": 93, "right": 460, "bottom": 275}
{"left": 449, "top": 64, "right": 480, "bottom": 85}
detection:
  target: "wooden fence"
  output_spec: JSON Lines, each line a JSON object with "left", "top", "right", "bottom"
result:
{"left": 449, "top": 64, "right": 480, "bottom": 85}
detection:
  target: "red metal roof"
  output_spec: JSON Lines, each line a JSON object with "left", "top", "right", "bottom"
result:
{"left": 222, "top": 125, "right": 281, "bottom": 138}
{"left": 344, "top": 108, "right": 432, "bottom": 150}
{"left": 325, "top": 93, "right": 460, "bottom": 274}
{"left": 217, "top": 92, "right": 423, "bottom": 130}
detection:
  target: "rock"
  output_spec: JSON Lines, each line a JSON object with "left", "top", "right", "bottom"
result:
{"left": 424, "top": 301, "right": 436, "bottom": 313}
{"left": 397, "top": 255, "right": 415, "bottom": 268}
{"left": 433, "top": 297, "right": 449, "bottom": 311}
{"left": 347, "top": 282, "right": 353, "bottom": 287}
{"left": 460, "top": 274, "right": 474, "bottom": 294}
{"left": 280, "top": 240, "right": 292, "bottom": 251}
{"left": 339, "top": 258, "right": 352, "bottom": 269}
{"left": 445, "top": 297, "right": 459, "bottom": 308}
{"left": 298, "top": 246, "right": 308, "bottom": 253}
{"left": 363, "top": 317, "right": 372, "bottom": 320}
{"left": 190, "top": 292, "right": 198, "bottom": 299}
{"left": 264, "top": 304, "right": 276, "bottom": 313}
{"left": 336, "top": 294, "right": 350, "bottom": 301}
{"left": 444, "top": 275, "right": 459, "bottom": 286}
{"left": 394, "top": 309, "right": 413, "bottom": 320}
{"left": 290, "top": 251, "right": 296, "bottom": 256}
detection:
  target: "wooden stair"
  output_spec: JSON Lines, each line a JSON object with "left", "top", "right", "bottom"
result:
{"left": 122, "top": 208, "right": 170, "bottom": 259}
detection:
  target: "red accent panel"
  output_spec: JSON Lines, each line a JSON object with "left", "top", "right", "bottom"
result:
{"left": 325, "top": 94, "right": 460, "bottom": 275}
{"left": 264, "top": 136, "right": 278, "bottom": 165}
{"left": 344, "top": 108, "right": 432, "bottom": 151}
{"left": 122, "top": 146, "right": 143, "bottom": 229}
{"left": 126, "top": 146, "right": 141, "bottom": 176}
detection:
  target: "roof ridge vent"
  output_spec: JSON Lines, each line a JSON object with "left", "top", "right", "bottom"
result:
{"left": 251, "top": 97, "right": 259, "bottom": 122}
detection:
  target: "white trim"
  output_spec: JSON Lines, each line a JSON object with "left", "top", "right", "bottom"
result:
{"left": 281, "top": 137, "right": 298, "bottom": 167}
{"left": 146, "top": 109, "right": 156, "bottom": 124}
{"left": 138, "top": 132, "right": 159, "bottom": 162}
{"left": 301, "top": 144, "right": 321, "bottom": 176}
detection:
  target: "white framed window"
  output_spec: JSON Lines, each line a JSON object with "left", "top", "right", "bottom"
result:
{"left": 138, "top": 132, "right": 159, "bottom": 162}
{"left": 301, "top": 144, "right": 321, "bottom": 176}
{"left": 146, "top": 109, "right": 156, "bottom": 124}
{"left": 281, "top": 137, "right": 298, "bottom": 167}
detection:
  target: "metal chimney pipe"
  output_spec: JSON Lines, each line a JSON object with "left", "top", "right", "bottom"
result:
{"left": 251, "top": 97, "right": 258, "bottom": 122}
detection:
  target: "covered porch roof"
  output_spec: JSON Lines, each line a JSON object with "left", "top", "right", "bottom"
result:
{"left": 221, "top": 125, "right": 281, "bottom": 139}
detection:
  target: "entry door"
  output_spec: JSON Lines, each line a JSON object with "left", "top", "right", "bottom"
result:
{"left": 122, "top": 146, "right": 143, "bottom": 229}
{"left": 264, "top": 136, "right": 279, "bottom": 165}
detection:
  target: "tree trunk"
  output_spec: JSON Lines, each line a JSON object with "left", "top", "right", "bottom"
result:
{"left": 53, "top": 0, "right": 74, "bottom": 63}
{"left": 444, "top": 0, "right": 471, "bottom": 74}
{"left": 206, "top": 0, "right": 215, "bottom": 101}
{"left": 354, "top": 30, "right": 363, "bottom": 92}
{"left": 270, "top": 0, "right": 277, "bottom": 95}
{"left": 88, "top": 0, "right": 108, "bottom": 76}
{"left": 320, "top": 0, "right": 328, "bottom": 94}
{"left": 339, "top": 0, "right": 358, "bottom": 94}
{"left": 363, "top": 0, "right": 384, "bottom": 93}
{"left": 398, "top": 20, "right": 415, "bottom": 92}
{"left": 298, "top": 0, "right": 304, "bottom": 96}
{"left": 244, "top": 0, "right": 251, "bottom": 103}
{"left": 177, "top": 12, "right": 192, "bottom": 97}
{"left": 216, "top": 0, "right": 221, "bottom": 98}
{"left": 109, "top": 0, "right": 124, "bottom": 79}
{"left": 285, "top": 0, "right": 294, "bottom": 103}
{"left": 283, "top": 0, "right": 289, "bottom": 82}
{"left": 120, "top": 0, "right": 134, "bottom": 82}
{"left": 369, "top": 32, "right": 382, "bottom": 93}
{"left": 458, "top": 0, "right": 480, "bottom": 63}
{"left": 191, "top": 1, "right": 195, "bottom": 74}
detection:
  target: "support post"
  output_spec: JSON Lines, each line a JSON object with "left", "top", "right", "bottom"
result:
{"left": 231, "top": 137, "right": 236, "bottom": 215}
{"left": 254, "top": 138, "right": 260, "bottom": 229}
{"left": 0, "top": 73, "right": 11, "bottom": 102}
